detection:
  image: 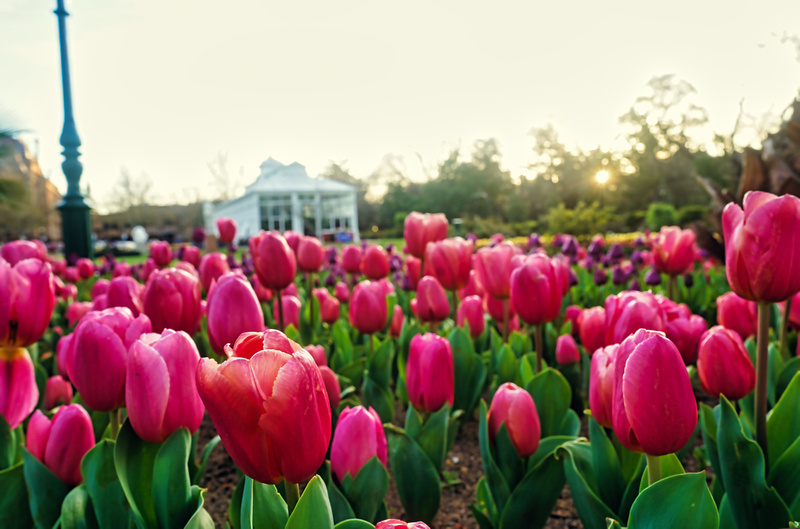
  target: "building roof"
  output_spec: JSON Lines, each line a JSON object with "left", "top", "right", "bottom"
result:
{"left": 245, "top": 157, "right": 355, "bottom": 195}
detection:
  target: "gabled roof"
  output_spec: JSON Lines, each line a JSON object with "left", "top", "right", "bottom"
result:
{"left": 245, "top": 157, "right": 355, "bottom": 194}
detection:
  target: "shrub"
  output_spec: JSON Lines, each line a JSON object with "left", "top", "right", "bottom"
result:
{"left": 545, "top": 202, "right": 618, "bottom": 235}
{"left": 645, "top": 202, "right": 678, "bottom": 231}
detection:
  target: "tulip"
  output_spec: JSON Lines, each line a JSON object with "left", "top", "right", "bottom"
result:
{"left": 196, "top": 333, "right": 331, "bottom": 484}
{"left": 26, "top": 405, "right": 95, "bottom": 485}
{"left": 66, "top": 301, "right": 92, "bottom": 328}
{"left": 91, "top": 294, "right": 109, "bottom": 311}
{"left": 273, "top": 295, "right": 301, "bottom": 330}
{"left": 149, "top": 241, "right": 173, "bottom": 268}
{"left": 361, "top": 245, "right": 390, "bottom": 280}
{"left": 127, "top": 330, "right": 205, "bottom": 443}
{"left": 665, "top": 314, "right": 707, "bottom": 365}
{"left": 334, "top": 281, "right": 350, "bottom": 303}
{"left": 305, "top": 344, "right": 327, "bottom": 367}
{"left": 458, "top": 269, "right": 485, "bottom": 300}
{"left": 697, "top": 326, "right": 755, "bottom": 401}
{"left": 44, "top": 375, "right": 73, "bottom": 410}
{"left": 556, "top": 335, "right": 580, "bottom": 365}
{"left": 716, "top": 292, "right": 757, "bottom": 340}
{"left": 487, "top": 382, "right": 541, "bottom": 458}
{"left": 342, "top": 245, "right": 363, "bottom": 275}
{"left": 404, "top": 212, "right": 448, "bottom": 259}
{"left": 217, "top": 217, "right": 237, "bottom": 245}
{"left": 207, "top": 273, "right": 265, "bottom": 355}
{"left": 250, "top": 231, "right": 297, "bottom": 291}
{"left": 376, "top": 520, "right": 430, "bottom": 529}
{"left": 425, "top": 237, "right": 473, "bottom": 291}
{"left": 510, "top": 255, "right": 563, "bottom": 326}
{"left": 390, "top": 305, "right": 404, "bottom": 338}
{"left": 349, "top": 281, "right": 388, "bottom": 335}
{"left": 406, "top": 333, "right": 454, "bottom": 413}
{"left": 64, "top": 266, "right": 80, "bottom": 284}
{"left": 474, "top": 242, "right": 517, "bottom": 300}
{"left": 1, "top": 240, "right": 45, "bottom": 265}
{"left": 314, "top": 288, "right": 341, "bottom": 325}
{"left": 612, "top": 330, "right": 697, "bottom": 456}
{"left": 106, "top": 276, "right": 144, "bottom": 316}
{"left": 652, "top": 226, "right": 696, "bottom": 277}
{"left": 91, "top": 278, "right": 110, "bottom": 299}
{"left": 224, "top": 329, "right": 303, "bottom": 359}
{"left": 56, "top": 334, "right": 73, "bottom": 380}
{"left": 297, "top": 236, "right": 324, "bottom": 273}
{"left": 0, "top": 347, "right": 39, "bottom": 428}
{"left": 182, "top": 246, "right": 201, "bottom": 269}
{"left": 199, "top": 252, "right": 231, "bottom": 292}
{"left": 457, "top": 295, "right": 485, "bottom": 338}
{"left": 415, "top": 276, "right": 450, "bottom": 323}
{"left": 604, "top": 291, "right": 665, "bottom": 346}
{"left": 589, "top": 344, "right": 618, "bottom": 428}
{"left": 644, "top": 267, "right": 662, "bottom": 286}
{"left": 565, "top": 305, "right": 581, "bottom": 337}
{"left": 143, "top": 267, "right": 202, "bottom": 335}
{"left": 112, "top": 261, "right": 132, "bottom": 278}
{"left": 319, "top": 365, "right": 341, "bottom": 410}
{"left": 0, "top": 258, "right": 56, "bottom": 348}
{"left": 330, "top": 406, "right": 388, "bottom": 482}
{"left": 76, "top": 258, "right": 95, "bottom": 280}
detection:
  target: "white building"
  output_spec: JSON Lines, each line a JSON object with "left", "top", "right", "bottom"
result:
{"left": 205, "top": 157, "right": 360, "bottom": 243}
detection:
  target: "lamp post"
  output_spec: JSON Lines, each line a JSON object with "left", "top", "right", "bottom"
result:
{"left": 55, "top": 0, "right": 92, "bottom": 258}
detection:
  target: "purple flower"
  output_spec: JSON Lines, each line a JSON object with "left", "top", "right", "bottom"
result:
{"left": 594, "top": 267, "right": 608, "bottom": 286}
{"left": 612, "top": 265, "right": 627, "bottom": 286}
{"left": 630, "top": 278, "right": 641, "bottom": 291}
{"left": 528, "top": 233, "right": 541, "bottom": 248}
{"left": 192, "top": 227, "right": 206, "bottom": 245}
{"left": 645, "top": 267, "right": 662, "bottom": 286}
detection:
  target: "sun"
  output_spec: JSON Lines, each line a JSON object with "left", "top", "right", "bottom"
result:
{"left": 595, "top": 170, "right": 610, "bottom": 185}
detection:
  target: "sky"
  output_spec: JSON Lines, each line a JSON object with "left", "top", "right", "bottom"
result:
{"left": 2, "top": 0, "right": 800, "bottom": 213}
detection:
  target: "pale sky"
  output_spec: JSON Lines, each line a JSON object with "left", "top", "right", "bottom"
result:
{"left": 2, "top": 0, "right": 799, "bottom": 213}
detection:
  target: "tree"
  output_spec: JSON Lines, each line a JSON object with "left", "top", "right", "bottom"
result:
{"left": 206, "top": 151, "right": 244, "bottom": 201}
{"left": 106, "top": 168, "right": 155, "bottom": 225}
{"left": 320, "top": 161, "right": 379, "bottom": 231}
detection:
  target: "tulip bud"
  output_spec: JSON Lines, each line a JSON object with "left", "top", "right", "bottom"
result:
{"left": 149, "top": 241, "right": 173, "bottom": 268}
{"left": 604, "top": 291, "right": 665, "bottom": 346}
{"left": 593, "top": 267, "right": 608, "bottom": 286}
{"left": 458, "top": 269, "right": 485, "bottom": 300}
{"left": 644, "top": 267, "right": 662, "bottom": 286}
{"left": 349, "top": 281, "right": 388, "bottom": 335}
{"left": 44, "top": 375, "right": 73, "bottom": 410}
{"left": 313, "top": 288, "right": 340, "bottom": 325}
{"left": 207, "top": 273, "right": 265, "bottom": 355}
{"left": 26, "top": 405, "right": 95, "bottom": 485}
{"left": 106, "top": 276, "right": 144, "bottom": 316}
{"left": 425, "top": 237, "right": 473, "bottom": 291}
{"left": 612, "top": 329, "right": 697, "bottom": 455}
{"left": 334, "top": 281, "right": 350, "bottom": 303}
{"left": 361, "top": 245, "right": 390, "bottom": 280}
{"left": 589, "top": 344, "right": 618, "bottom": 428}
{"left": 319, "top": 365, "right": 341, "bottom": 410}
{"left": 416, "top": 276, "right": 450, "bottom": 323}
{"left": 697, "top": 326, "right": 755, "bottom": 400}
{"left": 404, "top": 212, "right": 448, "bottom": 259}
{"left": 274, "top": 295, "right": 302, "bottom": 329}
{"left": 510, "top": 255, "right": 564, "bottom": 325}
{"left": 199, "top": 252, "right": 231, "bottom": 293}
{"left": 487, "top": 382, "right": 541, "bottom": 458}
{"left": 0, "top": 258, "right": 56, "bottom": 348}
{"left": 217, "top": 217, "right": 237, "bottom": 245}
{"left": 297, "top": 236, "right": 324, "bottom": 273}
{"left": 91, "top": 279, "right": 110, "bottom": 299}
{"left": 474, "top": 243, "right": 517, "bottom": 299}
{"left": 196, "top": 334, "right": 331, "bottom": 484}
{"left": 665, "top": 314, "right": 707, "bottom": 365}
{"left": 390, "top": 305, "right": 404, "bottom": 338}
{"left": 407, "top": 333, "right": 454, "bottom": 413}
{"left": 716, "top": 292, "right": 757, "bottom": 340}
{"left": 330, "top": 406, "right": 388, "bottom": 482}
{"left": 341, "top": 245, "right": 363, "bottom": 274}
{"left": 182, "top": 246, "right": 201, "bottom": 269}
{"left": 143, "top": 268, "right": 202, "bottom": 335}
{"left": 652, "top": 226, "right": 696, "bottom": 276}
{"left": 66, "top": 301, "right": 92, "bottom": 328}
{"left": 457, "top": 295, "right": 485, "bottom": 338}
{"left": 376, "top": 520, "right": 431, "bottom": 529}
{"left": 0, "top": 347, "right": 39, "bottom": 428}
{"left": 250, "top": 231, "right": 297, "bottom": 291}
{"left": 76, "top": 258, "right": 95, "bottom": 280}
{"left": 556, "top": 335, "right": 580, "bottom": 365}
{"left": 1, "top": 240, "right": 45, "bottom": 265}
{"left": 127, "top": 330, "right": 205, "bottom": 443}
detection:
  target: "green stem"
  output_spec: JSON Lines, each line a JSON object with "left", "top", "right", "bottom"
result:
{"left": 419, "top": 257, "right": 425, "bottom": 281}
{"left": 367, "top": 334, "right": 374, "bottom": 358}
{"left": 646, "top": 454, "right": 661, "bottom": 486}
{"left": 502, "top": 298, "right": 510, "bottom": 343}
{"left": 285, "top": 480, "right": 300, "bottom": 514}
{"left": 109, "top": 409, "right": 120, "bottom": 440}
{"left": 277, "top": 288, "right": 284, "bottom": 331}
{"left": 307, "top": 274, "right": 315, "bottom": 331}
{"left": 755, "top": 301, "right": 770, "bottom": 460}
{"left": 534, "top": 324, "right": 544, "bottom": 373}
{"left": 667, "top": 275, "right": 678, "bottom": 302}
{"left": 450, "top": 290, "right": 458, "bottom": 321}
{"left": 780, "top": 297, "right": 792, "bottom": 360}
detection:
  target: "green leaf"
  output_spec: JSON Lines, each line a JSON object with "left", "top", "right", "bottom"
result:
{"left": 333, "top": 520, "right": 375, "bottom": 529}
{"left": 361, "top": 377, "right": 395, "bottom": 424}
{"left": 589, "top": 418, "right": 624, "bottom": 511}
{"left": 81, "top": 440, "right": 133, "bottom": 529}
{"left": 152, "top": 428, "right": 193, "bottom": 528}
{"left": 114, "top": 420, "right": 161, "bottom": 529}
{"left": 327, "top": 481, "right": 355, "bottom": 525}
{"left": 767, "top": 372, "right": 800, "bottom": 467}
{"left": 472, "top": 477, "right": 498, "bottom": 529}
{"left": 493, "top": 424, "right": 525, "bottom": 490}
{"left": 509, "top": 331, "right": 532, "bottom": 357}
{"left": 386, "top": 426, "right": 441, "bottom": 524}
{"left": 716, "top": 396, "right": 791, "bottom": 529}
{"left": 496, "top": 346, "right": 518, "bottom": 386}
{"left": 414, "top": 404, "right": 450, "bottom": 471}
{"left": 560, "top": 441, "right": 619, "bottom": 529}
{"left": 193, "top": 435, "right": 221, "bottom": 485}
{"left": 638, "top": 453, "right": 684, "bottom": 493}
{"left": 699, "top": 403, "right": 721, "bottom": 493}
{"left": 627, "top": 473, "right": 718, "bottom": 529}
{"left": 449, "top": 326, "right": 488, "bottom": 419}
{"left": 250, "top": 480, "right": 288, "bottom": 529}
{"left": 775, "top": 357, "right": 800, "bottom": 401}
{"left": 478, "top": 401, "right": 510, "bottom": 518}
{"left": 61, "top": 484, "right": 99, "bottom": 529}
{"left": 184, "top": 486, "right": 214, "bottom": 529}
{"left": 526, "top": 368, "right": 572, "bottom": 438}
{"left": 22, "top": 447, "right": 71, "bottom": 529}
{"left": 767, "top": 435, "right": 800, "bottom": 518}
{"left": 341, "top": 457, "right": 389, "bottom": 523}
{"left": 285, "top": 476, "right": 334, "bottom": 529}
{"left": 0, "top": 462, "right": 33, "bottom": 529}
{"left": 0, "top": 415, "right": 16, "bottom": 470}
{"left": 767, "top": 343, "right": 783, "bottom": 406}
{"left": 331, "top": 320, "right": 354, "bottom": 369}
{"left": 498, "top": 447, "right": 565, "bottom": 529}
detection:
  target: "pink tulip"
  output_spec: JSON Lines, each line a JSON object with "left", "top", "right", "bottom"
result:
{"left": 652, "top": 226, "right": 696, "bottom": 276}
{"left": 113, "top": 261, "right": 132, "bottom": 278}
{"left": 334, "top": 281, "right": 350, "bottom": 303}
{"left": 217, "top": 217, "right": 237, "bottom": 245}
{"left": 199, "top": 252, "right": 231, "bottom": 293}
{"left": 510, "top": 255, "right": 563, "bottom": 325}
{"left": 314, "top": 288, "right": 340, "bottom": 325}
{"left": 319, "top": 365, "right": 341, "bottom": 410}
{"left": 251, "top": 276, "right": 273, "bottom": 302}
{"left": 76, "top": 258, "right": 95, "bottom": 280}
{"left": 296, "top": 236, "right": 324, "bottom": 273}
{"left": 665, "top": 313, "right": 707, "bottom": 365}
{"left": 207, "top": 273, "right": 265, "bottom": 355}
{"left": 483, "top": 294, "right": 513, "bottom": 323}
{"left": 106, "top": 276, "right": 144, "bottom": 316}
{"left": 341, "top": 245, "right": 363, "bottom": 275}
{"left": 331, "top": 406, "right": 388, "bottom": 482}
{"left": 416, "top": 276, "right": 450, "bottom": 323}
{"left": 149, "top": 241, "right": 173, "bottom": 268}
{"left": 404, "top": 212, "right": 448, "bottom": 259}
{"left": 182, "top": 246, "right": 202, "bottom": 269}
{"left": 349, "top": 281, "right": 388, "bottom": 335}
{"left": 361, "top": 245, "right": 390, "bottom": 280}
{"left": 716, "top": 292, "right": 757, "bottom": 340}
{"left": 457, "top": 295, "right": 485, "bottom": 338}
{"left": 0, "top": 258, "right": 56, "bottom": 348}
{"left": 612, "top": 329, "right": 697, "bottom": 455}
{"left": 556, "top": 335, "right": 580, "bottom": 365}
{"left": 1, "top": 240, "right": 46, "bottom": 265}
{"left": 273, "top": 295, "right": 302, "bottom": 330}
{"left": 390, "top": 305, "right": 404, "bottom": 338}
{"left": 425, "top": 237, "right": 473, "bottom": 291}
{"left": 140, "top": 258, "right": 158, "bottom": 282}
{"left": 26, "top": 405, "right": 95, "bottom": 485}
{"left": 697, "top": 326, "right": 756, "bottom": 401}
{"left": 143, "top": 267, "right": 202, "bottom": 335}
{"left": 224, "top": 329, "right": 303, "bottom": 360}
{"left": 407, "top": 333, "right": 454, "bottom": 413}
{"left": 66, "top": 301, "right": 92, "bottom": 328}
{"left": 376, "top": 520, "right": 430, "bottom": 529}
{"left": 196, "top": 332, "right": 331, "bottom": 484}
{"left": 589, "top": 344, "right": 618, "bottom": 428}
{"left": 283, "top": 230, "right": 301, "bottom": 253}
{"left": 457, "top": 269, "right": 485, "bottom": 300}
{"left": 488, "top": 382, "right": 541, "bottom": 458}
{"left": 127, "top": 329, "right": 205, "bottom": 443}
{"left": 723, "top": 191, "right": 800, "bottom": 302}
{"left": 565, "top": 305, "right": 581, "bottom": 337}
{"left": 64, "top": 266, "right": 80, "bottom": 284}
{"left": 604, "top": 291, "right": 665, "bottom": 346}
{"left": 474, "top": 242, "right": 517, "bottom": 299}
{"left": 250, "top": 231, "right": 297, "bottom": 291}
{"left": 44, "top": 375, "right": 73, "bottom": 410}
{"left": 0, "top": 347, "right": 39, "bottom": 428}
{"left": 91, "top": 278, "right": 110, "bottom": 299}
{"left": 305, "top": 344, "right": 327, "bottom": 367}
{"left": 56, "top": 334, "right": 73, "bottom": 380}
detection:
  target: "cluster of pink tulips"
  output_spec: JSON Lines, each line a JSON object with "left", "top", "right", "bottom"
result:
{"left": 2, "top": 192, "right": 800, "bottom": 529}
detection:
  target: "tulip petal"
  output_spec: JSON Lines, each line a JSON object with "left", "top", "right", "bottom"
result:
{"left": 127, "top": 341, "right": 170, "bottom": 443}
{"left": 158, "top": 331, "right": 204, "bottom": 437}
{"left": 44, "top": 404, "right": 95, "bottom": 485}
{"left": 26, "top": 410, "right": 51, "bottom": 461}
{"left": 0, "top": 348, "right": 40, "bottom": 428}
{"left": 72, "top": 320, "right": 128, "bottom": 412}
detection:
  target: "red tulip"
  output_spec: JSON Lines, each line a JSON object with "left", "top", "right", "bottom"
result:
{"left": 665, "top": 313, "right": 707, "bottom": 365}
{"left": 390, "top": 305, "right": 404, "bottom": 338}
{"left": 199, "top": 252, "right": 231, "bottom": 292}
{"left": 1, "top": 240, "right": 45, "bottom": 265}
{"left": 149, "top": 241, "right": 173, "bottom": 268}
{"left": 565, "top": 305, "right": 581, "bottom": 337}
{"left": 196, "top": 333, "right": 331, "bottom": 484}
{"left": 589, "top": 344, "right": 618, "bottom": 428}
{"left": 217, "top": 217, "right": 237, "bottom": 245}
{"left": 697, "top": 326, "right": 756, "bottom": 400}
{"left": 91, "top": 294, "right": 109, "bottom": 311}
{"left": 415, "top": 276, "right": 450, "bottom": 323}
{"left": 250, "top": 231, "right": 297, "bottom": 291}
{"left": 334, "top": 281, "right": 350, "bottom": 303}
{"left": 56, "top": 334, "right": 73, "bottom": 380}
{"left": 297, "top": 236, "right": 324, "bottom": 273}
{"left": 474, "top": 242, "right": 517, "bottom": 299}
{"left": 487, "top": 382, "right": 541, "bottom": 458}
{"left": 457, "top": 295, "right": 485, "bottom": 338}
{"left": 458, "top": 269, "right": 485, "bottom": 300}
{"left": 556, "top": 334, "right": 580, "bottom": 365}
{"left": 330, "top": 406, "right": 387, "bottom": 482}
{"left": 106, "top": 276, "right": 144, "bottom": 316}
{"left": 341, "top": 245, "right": 363, "bottom": 275}
{"left": 224, "top": 329, "right": 303, "bottom": 359}
{"left": 127, "top": 329, "right": 205, "bottom": 443}
{"left": 0, "top": 347, "right": 39, "bottom": 428}
{"left": 0, "top": 258, "right": 56, "bottom": 348}
{"left": 305, "top": 344, "right": 327, "bottom": 367}
{"left": 207, "top": 273, "right": 265, "bottom": 355}
{"left": 64, "top": 266, "right": 80, "bottom": 284}
{"left": 723, "top": 191, "right": 800, "bottom": 302}
{"left": 76, "top": 258, "right": 95, "bottom": 280}
{"left": 612, "top": 329, "right": 697, "bottom": 455}
{"left": 604, "top": 291, "right": 665, "bottom": 346}
{"left": 251, "top": 276, "right": 273, "bottom": 302}
{"left": 26, "top": 405, "right": 95, "bottom": 485}
{"left": 404, "top": 212, "right": 448, "bottom": 259}
{"left": 182, "top": 246, "right": 202, "bottom": 269}
{"left": 349, "top": 281, "right": 388, "bottom": 335}
{"left": 143, "top": 267, "right": 202, "bottom": 335}
{"left": 551, "top": 256, "right": 573, "bottom": 296}
{"left": 283, "top": 230, "right": 301, "bottom": 253}
{"left": 407, "top": 333, "right": 454, "bottom": 413}
{"left": 319, "top": 365, "right": 341, "bottom": 410}
{"left": 44, "top": 375, "right": 73, "bottom": 410}
{"left": 652, "top": 226, "right": 696, "bottom": 276}
{"left": 313, "top": 288, "right": 341, "bottom": 325}
{"left": 91, "top": 278, "right": 110, "bottom": 299}
{"left": 113, "top": 261, "right": 132, "bottom": 278}
{"left": 405, "top": 256, "right": 422, "bottom": 290}
{"left": 425, "top": 237, "right": 473, "bottom": 291}
{"left": 376, "top": 520, "right": 430, "bottom": 529}
{"left": 273, "top": 295, "right": 301, "bottom": 329}
{"left": 716, "top": 292, "right": 757, "bottom": 340}
{"left": 510, "top": 255, "right": 563, "bottom": 325}
{"left": 66, "top": 301, "right": 92, "bottom": 328}
{"left": 361, "top": 245, "right": 390, "bottom": 280}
